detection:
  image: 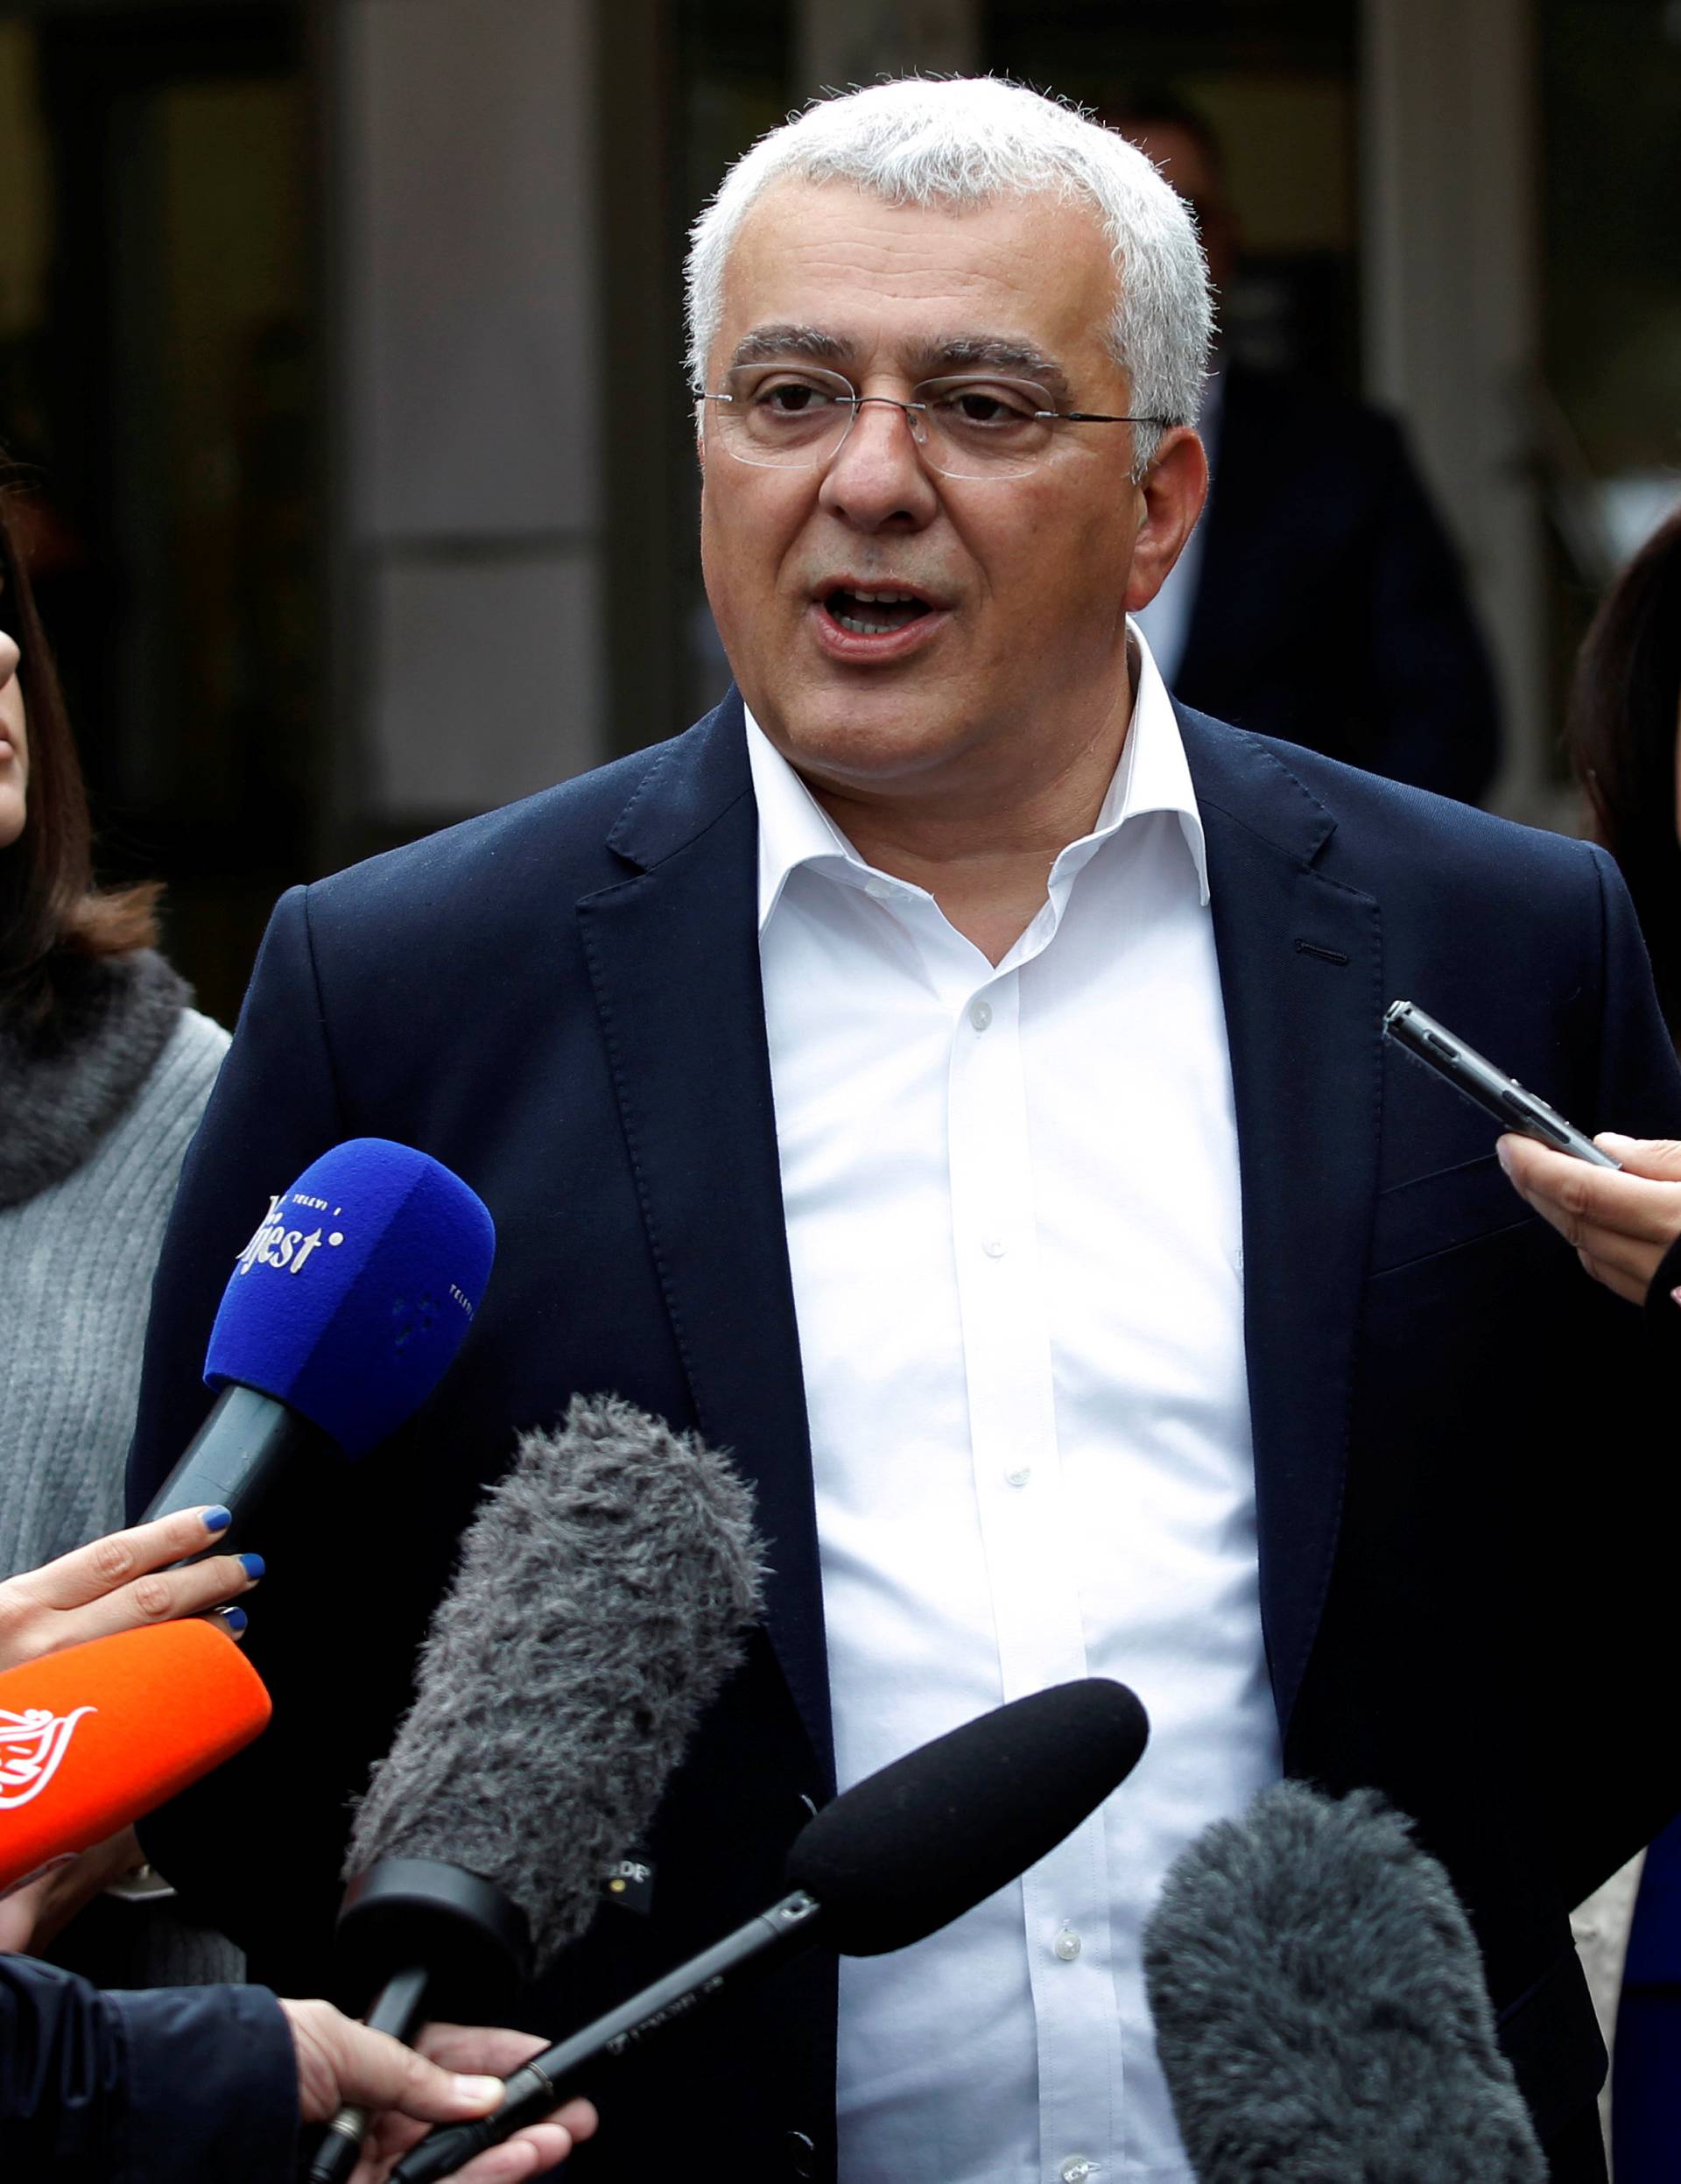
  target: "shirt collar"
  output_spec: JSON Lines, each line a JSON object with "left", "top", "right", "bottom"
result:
{"left": 743, "top": 618, "right": 1210, "bottom": 934}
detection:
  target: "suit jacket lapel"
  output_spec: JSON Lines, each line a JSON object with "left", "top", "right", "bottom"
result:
{"left": 577, "top": 693, "right": 834, "bottom": 1787}
{"left": 578, "top": 694, "right": 1379, "bottom": 1772}
{"left": 1180, "top": 708, "right": 1383, "bottom": 1742}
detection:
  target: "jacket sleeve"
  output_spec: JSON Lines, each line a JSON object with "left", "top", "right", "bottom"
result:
{"left": 125, "top": 884, "right": 353, "bottom": 1985}
{"left": 127, "top": 884, "right": 348, "bottom": 1519}
{"left": 1, "top": 1955, "right": 297, "bottom": 2184}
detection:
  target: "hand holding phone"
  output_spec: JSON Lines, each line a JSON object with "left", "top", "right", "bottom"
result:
{"left": 1382, "top": 1000, "right": 1621, "bottom": 1168}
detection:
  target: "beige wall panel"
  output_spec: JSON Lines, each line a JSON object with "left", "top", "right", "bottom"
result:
{"left": 367, "top": 553, "right": 605, "bottom": 814}
{"left": 344, "top": 0, "right": 600, "bottom": 540}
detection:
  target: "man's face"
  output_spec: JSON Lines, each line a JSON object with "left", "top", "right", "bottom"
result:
{"left": 699, "top": 180, "right": 1202, "bottom": 806}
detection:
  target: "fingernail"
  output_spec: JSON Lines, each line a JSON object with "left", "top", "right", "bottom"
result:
{"left": 453, "top": 2075, "right": 503, "bottom": 2105}
{"left": 202, "top": 1506, "right": 233, "bottom": 1533}
{"left": 222, "top": 1606, "right": 248, "bottom": 1635}
{"left": 1596, "top": 1131, "right": 1635, "bottom": 1151}
{"left": 1495, "top": 1138, "right": 1513, "bottom": 1174}
{"left": 237, "top": 1553, "right": 265, "bottom": 1582}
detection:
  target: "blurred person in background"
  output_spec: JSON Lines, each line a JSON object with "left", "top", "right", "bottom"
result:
{"left": 1502, "top": 504, "right": 1681, "bottom": 1301}
{"left": 0, "top": 477, "right": 238, "bottom": 1981}
{"left": 1568, "top": 504, "right": 1681, "bottom": 1047}
{"left": 1114, "top": 96, "right": 1502, "bottom": 805}
{"left": 1496, "top": 504, "right": 1681, "bottom": 2178}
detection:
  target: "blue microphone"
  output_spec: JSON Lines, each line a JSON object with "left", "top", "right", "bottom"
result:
{"left": 142, "top": 1140, "right": 495, "bottom": 1544}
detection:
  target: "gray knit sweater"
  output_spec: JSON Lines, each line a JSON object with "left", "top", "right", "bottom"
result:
{"left": 0, "top": 948, "right": 237, "bottom": 1986}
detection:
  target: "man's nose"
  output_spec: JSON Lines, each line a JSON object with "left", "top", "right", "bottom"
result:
{"left": 818, "top": 398, "right": 939, "bottom": 531}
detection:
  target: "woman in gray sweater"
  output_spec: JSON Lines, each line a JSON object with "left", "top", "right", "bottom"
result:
{"left": 0, "top": 483, "right": 239, "bottom": 1978}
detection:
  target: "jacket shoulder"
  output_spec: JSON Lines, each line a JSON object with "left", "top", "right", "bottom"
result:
{"left": 1189, "top": 708, "right": 1597, "bottom": 889}
{"left": 309, "top": 736, "right": 685, "bottom": 916}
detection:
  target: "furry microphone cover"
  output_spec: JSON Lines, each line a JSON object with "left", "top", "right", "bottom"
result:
{"left": 344, "top": 1392, "right": 765, "bottom": 1971}
{"left": 1143, "top": 1781, "right": 1547, "bottom": 2184}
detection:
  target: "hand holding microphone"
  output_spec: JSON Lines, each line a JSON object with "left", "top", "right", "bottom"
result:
{"left": 0, "top": 1604, "right": 592, "bottom": 2179}
{"left": 1499, "top": 1130, "right": 1681, "bottom": 1308}
{"left": 282, "top": 2011, "right": 596, "bottom": 2184}
{"left": 0, "top": 1618, "right": 272, "bottom": 1898}
{"left": 308, "top": 1396, "right": 766, "bottom": 2184}
{"left": 0, "top": 1504, "right": 263, "bottom": 1951}
{"left": 0, "top": 1504, "right": 260, "bottom": 1672}
{"left": 392, "top": 1676, "right": 1150, "bottom": 2183}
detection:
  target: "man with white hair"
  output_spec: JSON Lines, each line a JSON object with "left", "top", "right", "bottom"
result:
{"left": 130, "top": 79, "right": 1680, "bottom": 2184}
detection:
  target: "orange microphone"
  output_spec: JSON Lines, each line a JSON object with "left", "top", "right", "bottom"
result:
{"left": 0, "top": 1620, "right": 271, "bottom": 1892}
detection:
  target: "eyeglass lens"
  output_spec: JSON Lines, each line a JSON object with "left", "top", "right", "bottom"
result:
{"left": 710, "top": 364, "right": 1064, "bottom": 481}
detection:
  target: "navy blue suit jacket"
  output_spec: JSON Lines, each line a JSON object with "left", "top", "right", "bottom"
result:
{"left": 128, "top": 695, "right": 1681, "bottom": 2182}
{"left": 1174, "top": 365, "right": 1502, "bottom": 803}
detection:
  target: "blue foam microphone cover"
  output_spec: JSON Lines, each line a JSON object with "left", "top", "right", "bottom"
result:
{"left": 204, "top": 1139, "right": 496, "bottom": 1456}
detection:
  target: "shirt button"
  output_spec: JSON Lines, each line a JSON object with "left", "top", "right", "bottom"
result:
{"left": 1053, "top": 1923, "right": 1082, "bottom": 1962}
{"left": 1060, "top": 2161, "right": 1099, "bottom": 2183}
{"left": 968, "top": 998, "right": 993, "bottom": 1032}
{"left": 864, "top": 878, "right": 891, "bottom": 899}
{"left": 983, "top": 1236, "right": 1006, "bottom": 1258}
{"left": 1004, "top": 1465, "right": 1030, "bottom": 1489}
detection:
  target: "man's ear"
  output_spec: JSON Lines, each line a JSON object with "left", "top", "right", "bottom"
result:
{"left": 1122, "top": 426, "right": 1209, "bottom": 612}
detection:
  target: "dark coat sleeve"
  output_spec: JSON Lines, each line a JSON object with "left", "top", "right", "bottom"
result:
{"left": 125, "top": 884, "right": 359, "bottom": 1985}
{"left": 1, "top": 1955, "right": 297, "bottom": 2183}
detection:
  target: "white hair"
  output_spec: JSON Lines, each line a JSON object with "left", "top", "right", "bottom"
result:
{"left": 685, "top": 75, "right": 1213, "bottom": 473}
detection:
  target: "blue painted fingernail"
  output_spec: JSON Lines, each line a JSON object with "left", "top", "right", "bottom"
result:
{"left": 237, "top": 1553, "right": 265, "bottom": 1582}
{"left": 222, "top": 1606, "right": 248, "bottom": 1634}
{"left": 202, "top": 1506, "right": 233, "bottom": 1533}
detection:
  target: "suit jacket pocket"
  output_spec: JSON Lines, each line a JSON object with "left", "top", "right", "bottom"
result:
{"left": 1369, "top": 1151, "right": 1542, "bottom": 1277}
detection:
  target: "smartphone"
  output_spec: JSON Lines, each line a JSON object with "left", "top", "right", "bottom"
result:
{"left": 1382, "top": 1000, "right": 1621, "bottom": 1169}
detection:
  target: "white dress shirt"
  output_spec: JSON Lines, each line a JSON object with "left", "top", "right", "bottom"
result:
{"left": 748, "top": 627, "right": 1279, "bottom": 2184}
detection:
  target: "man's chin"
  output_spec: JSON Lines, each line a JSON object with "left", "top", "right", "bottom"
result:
{"left": 754, "top": 704, "right": 976, "bottom": 795}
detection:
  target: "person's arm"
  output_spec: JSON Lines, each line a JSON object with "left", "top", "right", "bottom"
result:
{"left": 2, "top": 1956, "right": 595, "bottom": 2184}
{"left": 2, "top": 1954, "right": 295, "bottom": 2183}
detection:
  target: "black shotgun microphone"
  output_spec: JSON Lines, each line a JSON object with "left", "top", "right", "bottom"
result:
{"left": 306, "top": 1396, "right": 764, "bottom": 2184}
{"left": 390, "top": 1676, "right": 1150, "bottom": 2184}
{"left": 1143, "top": 1782, "right": 1547, "bottom": 2184}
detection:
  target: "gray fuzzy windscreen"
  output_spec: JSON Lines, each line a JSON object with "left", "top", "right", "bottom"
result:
{"left": 1142, "top": 1782, "right": 1547, "bottom": 2184}
{"left": 345, "top": 1394, "right": 765, "bottom": 1971}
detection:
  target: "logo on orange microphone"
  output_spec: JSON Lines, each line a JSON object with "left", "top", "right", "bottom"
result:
{"left": 0, "top": 1704, "right": 96, "bottom": 1810}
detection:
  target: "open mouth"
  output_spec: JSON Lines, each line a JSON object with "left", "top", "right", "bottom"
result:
{"left": 822, "top": 587, "right": 933, "bottom": 638}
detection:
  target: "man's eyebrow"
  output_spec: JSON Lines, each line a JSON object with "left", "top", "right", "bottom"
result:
{"left": 725, "top": 327, "right": 1077, "bottom": 406}
{"left": 907, "top": 335, "right": 1074, "bottom": 406}
{"left": 729, "top": 325, "right": 851, "bottom": 369}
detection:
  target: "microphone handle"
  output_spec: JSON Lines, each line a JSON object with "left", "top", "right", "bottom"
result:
{"left": 142, "top": 1382, "right": 329, "bottom": 1546}
{"left": 305, "top": 1965, "right": 432, "bottom": 2184}
{"left": 390, "top": 1891, "right": 823, "bottom": 2184}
